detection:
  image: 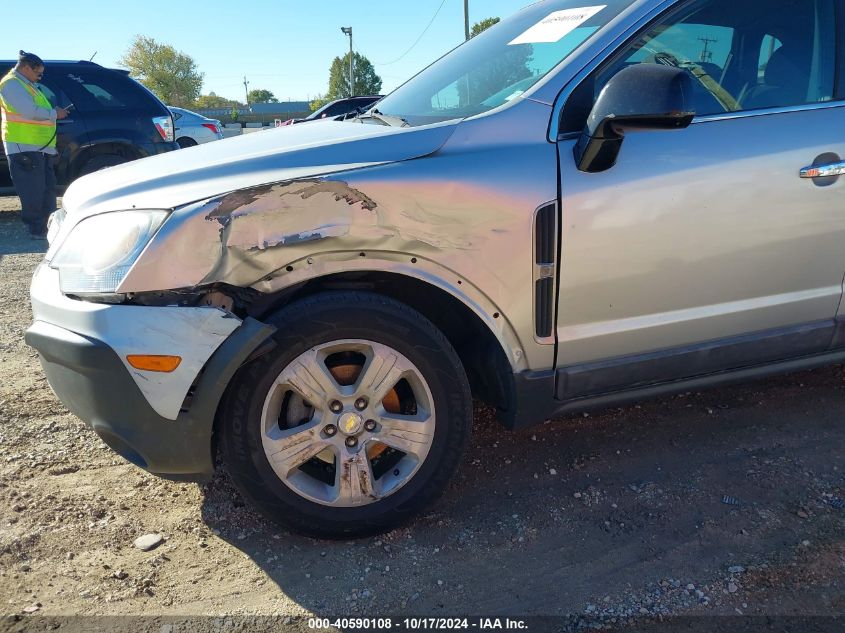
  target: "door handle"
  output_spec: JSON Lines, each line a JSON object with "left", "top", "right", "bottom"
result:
{"left": 800, "top": 161, "right": 845, "bottom": 178}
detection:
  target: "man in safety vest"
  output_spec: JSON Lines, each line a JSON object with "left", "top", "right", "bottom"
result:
{"left": 0, "top": 51, "right": 69, "bottom": 239}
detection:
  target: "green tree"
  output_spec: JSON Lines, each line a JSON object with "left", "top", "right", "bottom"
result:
{"left": 471, "top": 17, "right": 500, "bottom": 37}
{"left": 309, "top": 95, "right": 330, "bottom": 112}
{"left": 324, "top": 52, "right": 382, "bottom": 101}
{"left": 194, "top": 92, "right": 241, "bottom": 108}
{"left": 458, "top": 17, "right": 532, "bottom": 106}
{"left": 247, "top": 89, "right": 278, "bottom": 104}
{"left": 119, "top": 35, "right": 204, "bottom": 107}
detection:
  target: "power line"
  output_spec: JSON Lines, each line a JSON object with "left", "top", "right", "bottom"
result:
{"left": 373, "top": 0, "right": 449, "bottom": 66}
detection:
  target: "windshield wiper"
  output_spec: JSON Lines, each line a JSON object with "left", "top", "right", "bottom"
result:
{"left": 355, "top": 109, "right": 409, "bottom": 128}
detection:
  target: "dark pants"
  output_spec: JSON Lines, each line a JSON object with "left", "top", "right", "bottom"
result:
{"left": 7, "top": 151, "right": 57, "bottom": 235}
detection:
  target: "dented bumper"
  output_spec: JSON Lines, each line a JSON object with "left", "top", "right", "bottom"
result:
{"left": 26, "top": 264, "right": 275, "bottom": 480}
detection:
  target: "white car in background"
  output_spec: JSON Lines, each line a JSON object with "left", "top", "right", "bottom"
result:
{"left": 168, "top": 107, "right": 224, "bottom": 148}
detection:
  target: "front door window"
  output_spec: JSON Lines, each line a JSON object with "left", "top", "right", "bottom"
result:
{"left": 562, "top": 0, "right": 837, "bottom": 132}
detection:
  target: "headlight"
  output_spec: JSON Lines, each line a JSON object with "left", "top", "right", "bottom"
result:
{"left": 51, "top": 210, "right": 169, "bottom": 294}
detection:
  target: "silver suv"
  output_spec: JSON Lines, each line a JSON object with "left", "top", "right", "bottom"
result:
{"left": 26, "top": 0, "right": 845, "bottom": 538}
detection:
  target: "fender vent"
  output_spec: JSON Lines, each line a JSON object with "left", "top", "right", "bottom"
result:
{"left": 534, "top": 203, "right": 557, "bottom": 339}
{"left": 535, "top": 278, "right": 554, "bottom": 338}
{"left": 535, "top": 204, "right": 556, "bottom": 264}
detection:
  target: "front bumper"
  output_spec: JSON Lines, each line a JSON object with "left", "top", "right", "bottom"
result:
{"left": 26, "top": 265, "right": 274, "bottom": 480}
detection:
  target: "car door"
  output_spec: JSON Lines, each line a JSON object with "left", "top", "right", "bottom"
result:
{"left": 172, "top": 109, "right": 198, "bottom": 145}
{"left": 553, "top": 0, "right": 845, "bottom": 398}
{"left": 58, "top": 67, "right": 168, "bottom": 163}
{"left": 171, "top": 109, "right": 184, "bottom": 136}
{"left": 38, "top": 72, "right": 89, "bottom": 184}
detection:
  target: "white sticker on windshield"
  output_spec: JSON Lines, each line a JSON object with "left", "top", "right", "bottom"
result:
{"left": 508, "top": 5, "right": 606, "bottom": 45}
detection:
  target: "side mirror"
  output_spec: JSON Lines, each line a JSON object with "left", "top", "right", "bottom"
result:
{"left": 574, "top": 64, "right": 695, "bottom": 173}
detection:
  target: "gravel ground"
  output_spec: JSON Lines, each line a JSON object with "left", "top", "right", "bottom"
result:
{"left": 0, "top": 195, "right": 843, "bottom": 631}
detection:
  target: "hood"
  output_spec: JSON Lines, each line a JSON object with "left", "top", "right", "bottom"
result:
{"left": 62, "top": 119, "right": 459, "bottom": 218}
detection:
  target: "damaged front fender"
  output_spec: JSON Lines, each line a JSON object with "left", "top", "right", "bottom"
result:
{"left": 117, "top": 102, "right": 558, "bottom": 372}
{"left": 114, "top": 171, "right": 528, "bottom": 370}
{"left": 118, "top": 171, "right": 490, "bottom": 292}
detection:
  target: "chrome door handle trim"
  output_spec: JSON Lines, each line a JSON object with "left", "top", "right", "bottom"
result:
{"left": 800, "top": 161, "right": 845, "bottom": 178}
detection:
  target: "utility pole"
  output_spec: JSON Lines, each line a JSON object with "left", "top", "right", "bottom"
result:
{"left": 697, "top": 36, "right": 717, "bottom": 63}
{"left": 464, "top": 0, "right": 470, "bottom": 40}
{"left": 243, "top": 76, "right": 249, "bottom": 106}
{"left": 341, "top": 27, "right": 354, "bottom": 97}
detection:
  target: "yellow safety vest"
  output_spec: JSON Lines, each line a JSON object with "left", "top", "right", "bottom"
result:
{"left": 0, "top": 71, "right": 57, "bottom": 149}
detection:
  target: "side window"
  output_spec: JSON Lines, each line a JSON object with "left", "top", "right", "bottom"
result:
{"left": 626, "top": 23, "right": 734, "bottom": 70}
{"left": 758, "top": 35, "right": 783, "bottom": 80}
{"left": 77, "top": 75, "right": 125, "bottom": 107}
{"left": 59, "top": 70, "right": 147, "bottom": 111}
{"left": 35, "top": 77, "right": 70, "bottom": 110}
{"left": 561, "top": 0, "right": 837, "bottom": 133}
{"left": 0, "top": 68, "right": 66, "bottom": 109}
{"left": 35, "top": 83, "right": 59, "bottom": 107}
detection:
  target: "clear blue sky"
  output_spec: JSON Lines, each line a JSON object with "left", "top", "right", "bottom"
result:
{"left": 7, "top": 0, "right": 533, "bottom": 102}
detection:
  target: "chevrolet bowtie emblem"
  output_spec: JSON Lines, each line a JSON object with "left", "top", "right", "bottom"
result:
{"left": 339, "top": 412, "right": 363, "bottom": 435}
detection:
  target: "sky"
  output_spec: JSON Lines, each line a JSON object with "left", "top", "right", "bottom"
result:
{"left": 8, "top": 0, "right": 536, "bottom": 103}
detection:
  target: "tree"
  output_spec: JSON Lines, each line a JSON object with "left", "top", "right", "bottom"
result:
{"left": 247, "top": 89, "right": 278, "bottom": 104}
{"left": 458, "top": 17, "right": 532, "bottom": 106}
{"left": 309, "top": 95, "right": 330, "bottom": 112}
{"left": 471, "top": 17, "right": 500, "bottom": 37}
{"left": 194, "top": 92, "right": 241, "bottom": 109}
{"left": 120, "top": 36, "right": 204, "bottom": 107}
{"left": 323, "top": 52, "right": 382, "bottom": 101}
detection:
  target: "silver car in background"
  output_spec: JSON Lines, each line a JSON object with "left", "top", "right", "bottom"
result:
{"left": 26, "top": 0, "right": 845, "bottom": 539}
{"left": 168, "top": 106, "right": 224, "bottom": 148}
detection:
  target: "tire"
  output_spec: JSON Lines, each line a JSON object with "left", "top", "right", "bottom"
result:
{"left": 176, "top": 137, "right": 197, "bottom": 148}
{"left": 219, "top": 291, "right": 472, "bottom": 539}
{"left": 78, "top": 153, "right": 127, "bottom": 177}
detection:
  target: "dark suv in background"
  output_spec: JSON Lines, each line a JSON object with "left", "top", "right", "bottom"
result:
{"left": 0, "top": 60, "right": 178, "bottom": 186}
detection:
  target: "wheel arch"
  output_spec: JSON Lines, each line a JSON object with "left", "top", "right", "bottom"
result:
{"left": 249, "top": 268, "right": 521, "bottom": 419}
{"left": 70, "top": 142, "right": 140, "bottom": 179}
{"left": 176, "top": 136, "right": 198, "bottom": 148}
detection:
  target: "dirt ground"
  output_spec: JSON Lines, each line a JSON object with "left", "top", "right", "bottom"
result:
{"left": 0, "top": 194, "right": 843, "bottom": 631}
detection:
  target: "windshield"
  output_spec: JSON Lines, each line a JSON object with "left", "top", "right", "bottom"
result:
{"left": 373, "top": 1, "right": 635, "bottom": 126}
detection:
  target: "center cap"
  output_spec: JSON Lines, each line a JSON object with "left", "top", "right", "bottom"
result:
{"left": 338, "top": 412, "right": 364, "bottom": 436}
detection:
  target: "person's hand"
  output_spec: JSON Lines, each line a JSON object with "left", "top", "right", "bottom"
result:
{"left": 56, "top": 107, "right": 69, "bottom": 120}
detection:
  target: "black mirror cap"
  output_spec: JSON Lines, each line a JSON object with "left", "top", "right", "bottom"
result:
{"left": 575, "top": 64, "right": 695, "bottom": 173}
{"left": 586, "top": 64, "right": 694, "bottom": 136}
